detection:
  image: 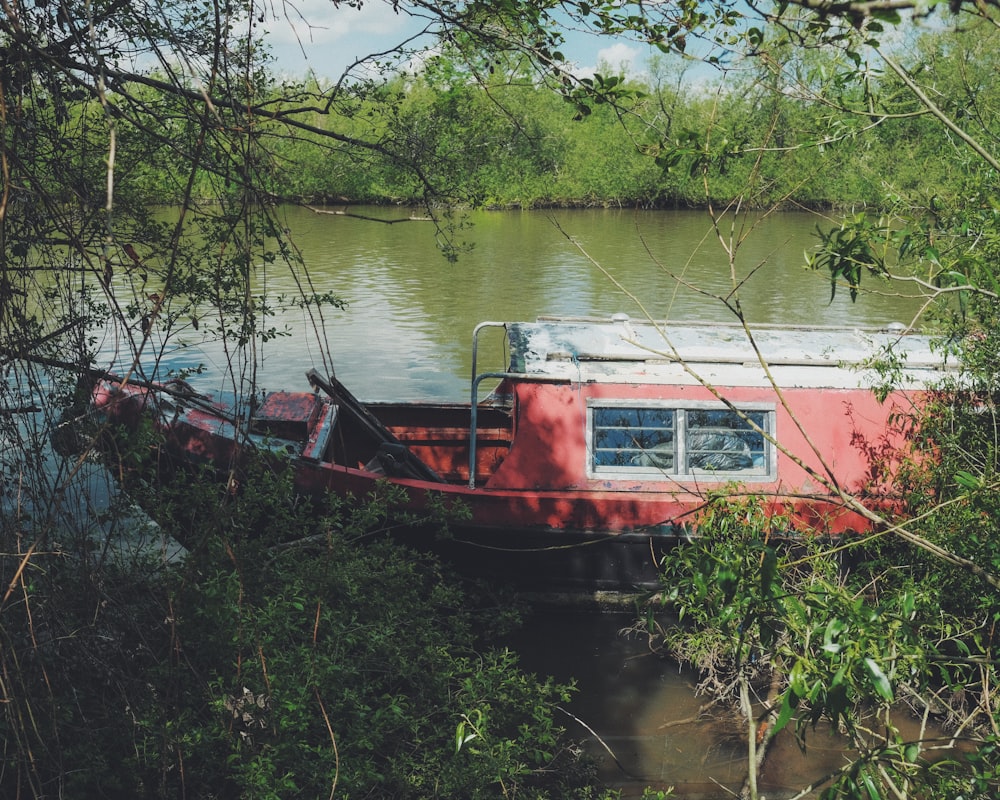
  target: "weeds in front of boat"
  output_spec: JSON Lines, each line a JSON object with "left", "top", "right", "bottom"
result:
{"left": 2, "top": 434, "right": 619, "bottom": 799}
{"left": 640, "top": 486, "right": 998, "bottom": 800}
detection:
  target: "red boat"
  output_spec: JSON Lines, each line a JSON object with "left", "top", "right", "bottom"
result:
{"left": 92, "top": 316, "right": 952, "bottom": 588}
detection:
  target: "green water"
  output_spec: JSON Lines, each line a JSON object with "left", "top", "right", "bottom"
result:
{"left": 160, "top": 206, "right": 928, "bottom": 400}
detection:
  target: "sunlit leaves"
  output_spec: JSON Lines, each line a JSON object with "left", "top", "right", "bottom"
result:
{"left": 807, "top": 214, "right": 887, "bottom": 302}
{"left": 561, "top": 71, "right": 644, "bottom": 120}
{"left": 862, "top": 656, "right": 894, "bottom": 701}
{"left": 650, "top": 490, "right": 998, "bottom": 795}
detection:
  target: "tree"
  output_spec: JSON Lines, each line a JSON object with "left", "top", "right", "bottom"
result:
{"left": 0, "top": 1, "right": 647, "bottom": 796}
{"left": 612, "top": 5, "right": 1000, "bottom": 799}
{"left": 6, "top": 0, "right": 1000, "bottom": 797}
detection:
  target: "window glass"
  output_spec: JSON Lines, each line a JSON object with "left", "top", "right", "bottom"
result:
{"left": 685, "top": 408, "right": 768, "bottom": 473}
{"left": 592, "top": 407, "right": 675, "bottom": 469}
{"left": 591, "top": 404, "right": 773, "bottom": 479}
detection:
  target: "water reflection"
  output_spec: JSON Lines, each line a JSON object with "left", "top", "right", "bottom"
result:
{"left": 143, "top": 206, "right": 930, "bottom": 401}
{"left": 507, "top": 606, "right": 903, "bottom": 800}
{"left": 507, "top": 607, "right": 744, "bottom": 798}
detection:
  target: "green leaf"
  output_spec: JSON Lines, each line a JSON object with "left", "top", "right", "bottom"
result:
{"left": 955, "top": 470, "right": 982, "bottom": 490}
{"left": 901, "top": 592, "right": 915, "bottom": 620}
{"left": 772, "top": 687, "right": 799, "bottom": 736}
{"left": 863, "top": 657, "right": 894, "bottom": 702}
{"left": 823, "top": 617, "right": 846, "bottom": 652}
{"left": 860, "top": 767, "right": 883, "bottom": 799}
{"left": 789, "top": 658, "right": 808, "bottom": 696}
{"left": 455, "top": 720, "right": 478, "bottom": 754}
{"left": 871, "top": 8, "right": 902, "bottom": 23}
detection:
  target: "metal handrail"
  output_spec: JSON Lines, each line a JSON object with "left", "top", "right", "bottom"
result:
{"left": 465, "top": 322, "right": 576, "bottom": 487}
{"left": 468, "top": 322, "right": 507, "bottom": 489}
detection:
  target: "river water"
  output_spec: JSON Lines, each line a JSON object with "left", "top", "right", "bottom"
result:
{"left": 150, "top": 205, "right": 929, "bottom": 401}
{"left": 507, "top": 606, "right": 869, "bottom": 798}
{"left": 128, "top": 206, "right": 932, "bottom": 798}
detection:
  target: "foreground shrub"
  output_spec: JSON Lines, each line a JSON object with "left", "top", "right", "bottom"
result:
{"left": 1, "top": 459, "right": 604, "bottom": 798}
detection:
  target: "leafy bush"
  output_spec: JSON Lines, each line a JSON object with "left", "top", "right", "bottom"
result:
{"left": 1, "top": 454, "right": 605, "bottom": 799}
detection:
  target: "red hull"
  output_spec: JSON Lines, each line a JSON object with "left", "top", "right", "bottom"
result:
{"left": 90, "top": 318, "right": 948, "bottom": 588}
{"left": 92, "top": 380, "right": 879, "bottom": 538}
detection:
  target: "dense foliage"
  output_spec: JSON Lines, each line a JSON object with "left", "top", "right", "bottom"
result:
{"left": 1, "top": 450, "right": 607, "bottom": 797}
{"left": 632, "top": 9, "right": 1000, "bottom": 797}
{"left": 106, "top": 21, "right": 1000, "bottom": 211}
{"left": 646, "top": 488, "right": 1000, "bottom": 798}
{"left": 4, "top": 0, "right": 1000, "bottom": 798}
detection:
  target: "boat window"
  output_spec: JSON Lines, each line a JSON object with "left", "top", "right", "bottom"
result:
{"left": 592, "top": 407, "right": 676, "bottom": 470}
{"left": 589, "top": 402, "right": 774, "bottom": 480}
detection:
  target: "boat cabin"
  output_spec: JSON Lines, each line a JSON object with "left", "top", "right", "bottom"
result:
{"left": 294, "top": 314, "right": 951, "bottom": 537}
{"left": 466, "top": 316, "right": 946, "bottom": 499}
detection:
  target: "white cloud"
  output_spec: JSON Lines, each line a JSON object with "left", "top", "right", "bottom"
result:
{"left": 568, "top": 40, "right": 647, "bottom": 81}
{"left": 260, "top": 1, "right": 429, "bottom": 77}
{"left": 594, "top": 42, "right": 643, "bottom": 75}
{"left": 264, "top": 0, "right": 408, "bottom": 47}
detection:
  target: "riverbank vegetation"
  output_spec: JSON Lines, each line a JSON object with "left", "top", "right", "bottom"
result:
{"left": 4, "top": 0, "right": 1000, "bottom": 798}
{"left": 1, "top": 450, "right": 605, "bottom": 798}
{"left": 626, "top": 9, "right": 1000, "bottom": 795}
{"left": 101, "top": 21, "right": 1000, "bottom": 212}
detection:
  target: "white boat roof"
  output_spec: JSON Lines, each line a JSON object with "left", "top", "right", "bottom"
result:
{"left": 504, "top": 315, "right": 957, "bottom": 390}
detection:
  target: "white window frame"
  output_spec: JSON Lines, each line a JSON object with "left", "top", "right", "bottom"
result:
{"left": 586, "top": 399, "right": 777, "bottom": 482}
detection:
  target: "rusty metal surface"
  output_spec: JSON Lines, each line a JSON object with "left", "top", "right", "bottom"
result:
{"left": 252, "top": 391, "right": 322, "bottom": 440}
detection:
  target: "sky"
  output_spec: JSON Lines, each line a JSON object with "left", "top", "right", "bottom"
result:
{"left": 259, "top": 0, "right": 651, "bottom": 82}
